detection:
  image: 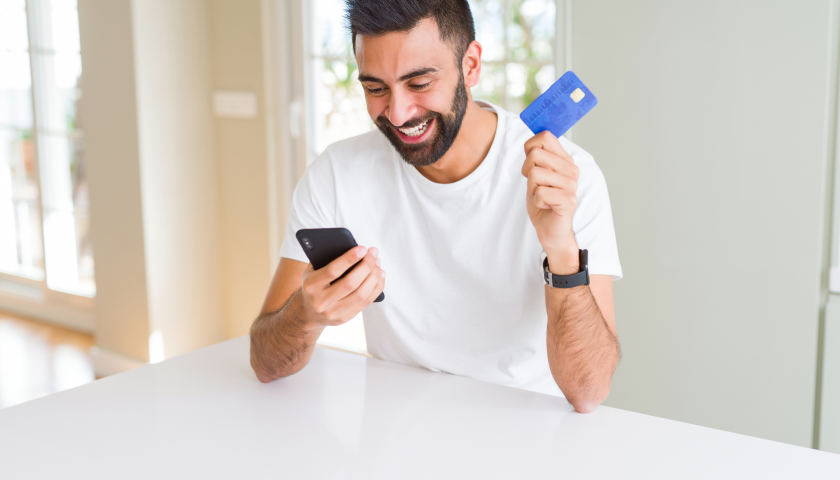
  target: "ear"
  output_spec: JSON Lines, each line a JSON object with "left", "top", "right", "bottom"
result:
{"left": 462, "top": 40, "right": 482, "bottom": 88}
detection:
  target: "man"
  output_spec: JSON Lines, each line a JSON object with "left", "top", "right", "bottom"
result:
{"left": 250, "top": 0, "right": 622, "bottom": 413}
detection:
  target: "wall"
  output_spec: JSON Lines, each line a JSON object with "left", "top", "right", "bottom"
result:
{"left": 79, "top": 0, "right": 277, "bottom": 368}
{"left": 78, "top": 0, "right": 151, "bottom": 361}
{"left": 573, "top": 0, "right": 834, "bottom": 447}
{"left": 131, "top": 0, "right": 226, "bottom": 358}
{"left": 208, "top": 0, "right": 275, "bottom": 339}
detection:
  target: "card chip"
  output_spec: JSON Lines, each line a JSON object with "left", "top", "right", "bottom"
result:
{"left": 570, "top": 88, "right": 585, "bottom": 103}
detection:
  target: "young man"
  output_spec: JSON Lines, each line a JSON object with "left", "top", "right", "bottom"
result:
{"left": 250, "top": 0, "right": 622, "bottom": 413}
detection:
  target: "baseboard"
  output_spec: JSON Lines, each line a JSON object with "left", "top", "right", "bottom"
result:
{"left": 90, "top": 346, "right": 146, "bottom": 377}
{"left": 0, "top": 291, "right": 95, "bottom": 333}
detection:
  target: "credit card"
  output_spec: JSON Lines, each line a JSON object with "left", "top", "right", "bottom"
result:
{"left": 520, "top": 71, "right": 597, "bottom": 137}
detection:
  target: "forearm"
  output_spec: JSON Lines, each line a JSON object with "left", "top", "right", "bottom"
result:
{"left": 250, "top": 289, "right": 325, "bottom": 382}
{"left": 546, "top": 284, "right": 620, "bottom": 413}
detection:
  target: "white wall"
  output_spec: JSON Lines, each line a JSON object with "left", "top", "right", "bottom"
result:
{"left": 79, "top": 0, "right": 151, "bottom": 361}
{"left": 131, "top": 0, "right": 226, "bottom": 358}
{"left": 208, "top": 0, "right": 276, "bottom": 339}
{"left": 572, "top": 0, "right": 834, "bottom": 447}
{"left": 79, "top": 0, "right": 278, "bottom": 367}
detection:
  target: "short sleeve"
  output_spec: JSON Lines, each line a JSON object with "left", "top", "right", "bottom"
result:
{"left": 569, "top": 151, "right": 623, "bottom": 281}
{"left": 278, "top": 152, "right": 338, "bottom": 263}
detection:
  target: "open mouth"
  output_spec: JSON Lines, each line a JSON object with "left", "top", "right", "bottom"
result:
{"left": 394, "top": 118, "right": 434, "bottom": 144}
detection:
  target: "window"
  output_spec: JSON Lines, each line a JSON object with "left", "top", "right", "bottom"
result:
{"left": 302, "top": 0, "right": 560, "bottom": 353}
{"left": 0, "top": 0, "right": 94, "bottom": 297}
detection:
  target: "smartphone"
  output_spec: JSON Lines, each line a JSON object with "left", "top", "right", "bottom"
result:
{"left": 296, "top": 228, "right": 385, "bottom": 303}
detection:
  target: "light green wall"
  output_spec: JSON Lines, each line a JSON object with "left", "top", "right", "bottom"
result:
{"left": 573, "top": 0, "right": 834, "bottom": 447}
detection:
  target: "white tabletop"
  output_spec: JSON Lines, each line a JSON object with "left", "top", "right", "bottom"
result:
{"left": 0, "top": 336, "right": 837, "bottom": 479}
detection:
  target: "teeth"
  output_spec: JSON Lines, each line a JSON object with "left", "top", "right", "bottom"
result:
{"left": 398, "top": 120, "right": 430, "bottom": 137}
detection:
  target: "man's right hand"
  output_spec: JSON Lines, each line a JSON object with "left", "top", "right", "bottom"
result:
{"left": 299, "top": 246, "right": 386, "bottom": 328}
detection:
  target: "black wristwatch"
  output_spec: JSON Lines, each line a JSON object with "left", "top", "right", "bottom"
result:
{"left": 543, "top": 249, "right": 589, "bottom": 288}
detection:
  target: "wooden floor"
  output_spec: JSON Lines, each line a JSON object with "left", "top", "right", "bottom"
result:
{"left": 0, "top": 311, "right": 95, "bottom": 409}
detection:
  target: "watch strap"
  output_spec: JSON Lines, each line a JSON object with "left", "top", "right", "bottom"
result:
{"left": 543, "top": 249, "right": 589, "bottom": 288}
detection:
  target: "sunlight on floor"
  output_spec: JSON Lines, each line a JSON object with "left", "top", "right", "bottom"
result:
{"left": 0, "top": 312, "right": 95, "bottom": 409}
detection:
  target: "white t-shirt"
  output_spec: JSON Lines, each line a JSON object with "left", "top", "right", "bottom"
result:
{"left": 279, "top": 101, "right": 622, "bottom": 396}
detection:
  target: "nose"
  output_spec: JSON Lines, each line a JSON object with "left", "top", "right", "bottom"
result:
{"left": 385, "top": 88, "right": 418, "bottom": 127}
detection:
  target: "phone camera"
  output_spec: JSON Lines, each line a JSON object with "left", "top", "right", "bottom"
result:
{"left": 301, "top": 237, "right": 314, "bottom": 250}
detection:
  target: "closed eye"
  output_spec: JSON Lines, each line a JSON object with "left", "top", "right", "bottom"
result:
{"left": 365, "top": 86, "right": 387, "bottom": 95}
{"left": 409, "top": 82, "right": 431, "bottom": 91}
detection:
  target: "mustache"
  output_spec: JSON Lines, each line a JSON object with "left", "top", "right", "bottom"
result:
{"left": 376, "top": 112, "right": 439, "bottom": 129}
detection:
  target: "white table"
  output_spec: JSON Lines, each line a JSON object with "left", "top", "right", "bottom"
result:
{"left": 0, "top": 337, "right": 837, "bottom": 479}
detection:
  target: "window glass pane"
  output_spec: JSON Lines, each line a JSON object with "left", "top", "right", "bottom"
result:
{"left": 311, "top": 0, "right": 351, "bottom": 58}
{"left": 470, "top": 0, "right": 506, "bottom": 62}
{"left": 0, "top": 0, "right": 26, "bottom": 9}
{"left": 473, "top": 63, "right": 506, "bottom": 106}
{"left": 0, "top": 127, "right": 45, "bottom": 279}
{"left": 0, "top": 5, "right": 42, "bottom": 279}
{"left": 0, "top": 2, "right": 29, "bottom": 52}
{"left": 309, "top": 0, "right": 372, "bottom": 158}
{"left": 505, "top": 62, "right": 554, "bottom": 112}
{"left": 311, "top": 57, "right": 371, "bottom": 156}
{"left": 509, "top": 0, "right": 555, "bottom": 62}
{"left": 0, "top": 52, "right": 33, "bottom": 129}
{"left": 28, "top": 0, "right": 92, "bottom": 296}
{"left": 71, "top": 135, "right": 94, "bottom": 296}
{"left": 50, "top": 0, "right": 81, "bottom": 53}
{"left": 473, "top": 0, "right": 556, "bottom": 111}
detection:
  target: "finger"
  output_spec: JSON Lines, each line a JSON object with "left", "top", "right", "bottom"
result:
{"left": 350, "top": 263, "right": 382, "bottom": 306}
{"left": 527, "top": 166, "right": 577, "bottom": 197}
{"left": 364, "top": 269, "right": 386, "bottom": 304}
{"left": 522, "top": 148, "right": 579, "bottom": 180}
{"left": 322, "top": 250, "right": 378, "bottom": 305}
{"left": 329, "top": 265, "right": 383, "bottom": 324}
{"left": 524, "top": 130, "right": 572, "bottom": 160}
{"left": 533, "top": 185, "right": 577, "bottom": 213}
{"left": 314, "top": 245, "right": 369, "bottom": 285}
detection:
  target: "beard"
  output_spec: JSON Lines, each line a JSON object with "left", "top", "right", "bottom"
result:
{"left": 375, "top": 72, "right": 469, "bottom": 168}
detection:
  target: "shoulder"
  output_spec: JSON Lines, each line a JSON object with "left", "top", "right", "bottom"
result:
{"left": 487, "top": 102, "right": 603, "bottom": 178}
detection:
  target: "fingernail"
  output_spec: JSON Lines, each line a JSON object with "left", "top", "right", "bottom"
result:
{"left": 376, "top": 258, "right": 381, "bottom": 267}
{"left": 371, "top": 247, "right": 379, "bottom": 259}
{"left": 357, "top": 247, "right": 367, "bottom": 258}
{"left": 380, "top": 270, "right": 386, "bottom": 278}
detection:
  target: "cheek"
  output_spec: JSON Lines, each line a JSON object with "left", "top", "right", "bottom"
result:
{"left": 414, "top": 89, "right": 454, "bottom": 115}
{"left": 366, "top": 96, "right": 388, "bottom": 119}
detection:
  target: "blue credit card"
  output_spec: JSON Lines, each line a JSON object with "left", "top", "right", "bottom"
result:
{"left": 520, "top": 71, "right": 597, "bottom": 137}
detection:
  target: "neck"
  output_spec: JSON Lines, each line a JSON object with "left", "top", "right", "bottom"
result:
{"left": 414, "top": 99, "right": 498, "bottom": 184}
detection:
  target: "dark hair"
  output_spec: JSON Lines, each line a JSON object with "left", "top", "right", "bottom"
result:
{"left": 345, "top": 0, "right": 476, "bottom": 63}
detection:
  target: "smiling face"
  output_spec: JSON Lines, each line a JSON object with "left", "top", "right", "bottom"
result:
{"left": 356, "top": 18, "right": 471, "bottom": 167}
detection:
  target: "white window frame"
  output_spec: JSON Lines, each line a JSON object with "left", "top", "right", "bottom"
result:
{"left": 0, "top": 0, "right": 93, "bottom": 332}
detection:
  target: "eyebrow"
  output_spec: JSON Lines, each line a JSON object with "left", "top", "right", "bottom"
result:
{"left": 357, "top": 67, "right": 439, "bottom": 84}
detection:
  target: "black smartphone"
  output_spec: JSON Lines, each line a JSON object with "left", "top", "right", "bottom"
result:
{"left": 296, "top": 228, "right": 385, "bottom": 303}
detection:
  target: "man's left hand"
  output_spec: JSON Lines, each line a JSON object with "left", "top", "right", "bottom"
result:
{"left": 522, "top": 131, "right": 580, "bottom": 275}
